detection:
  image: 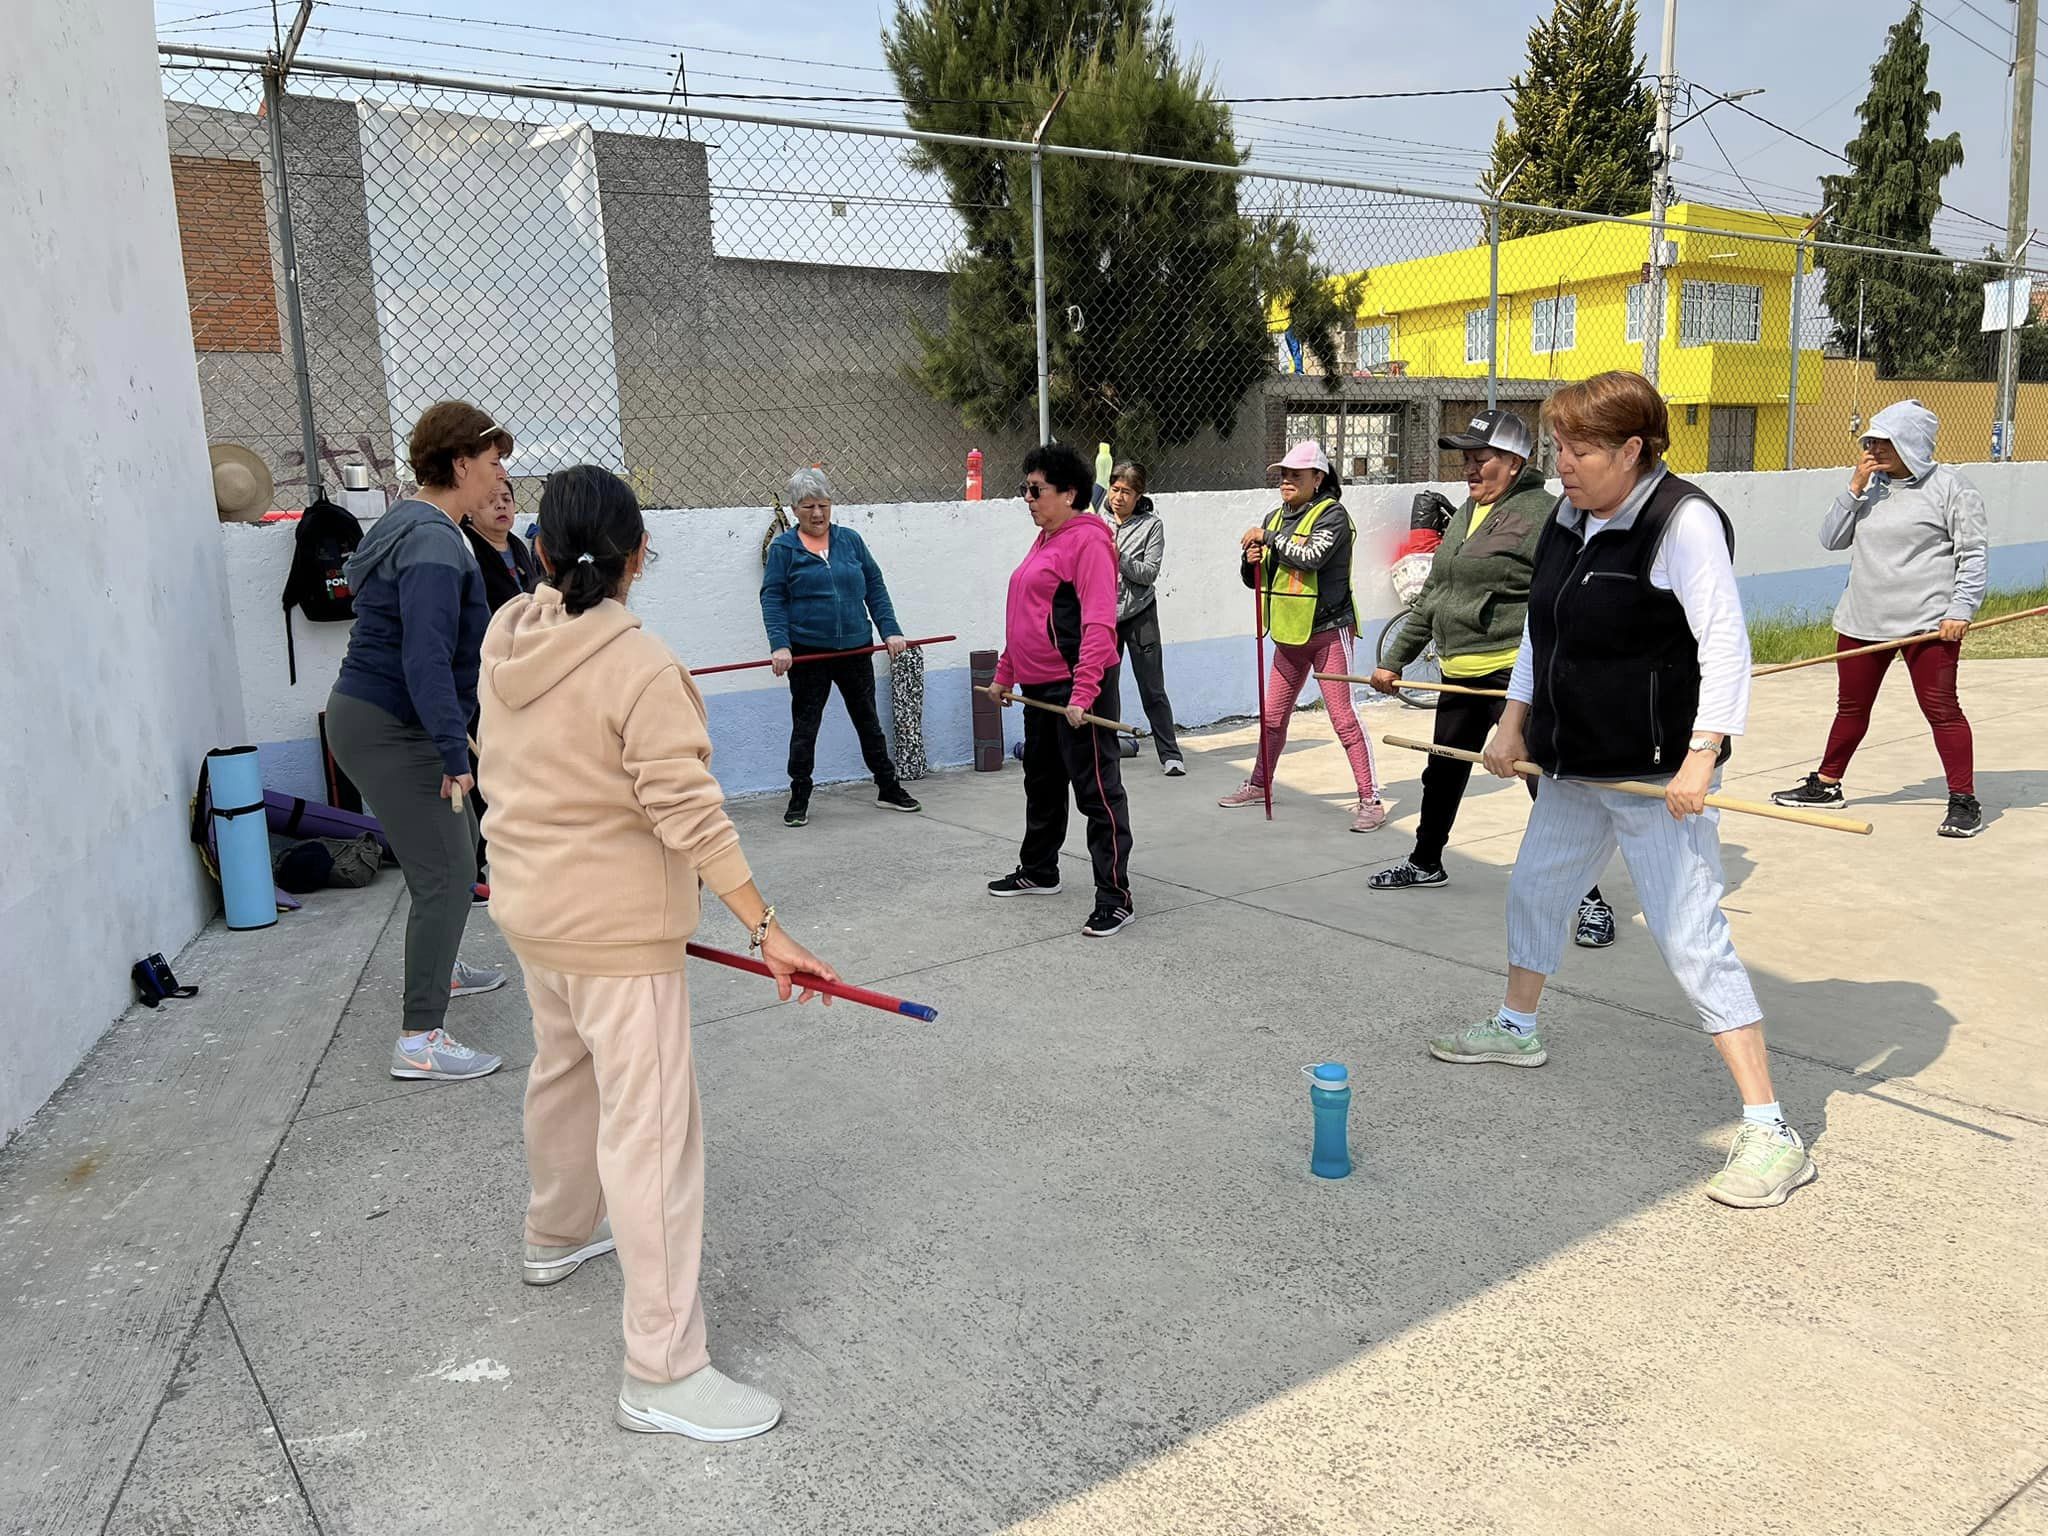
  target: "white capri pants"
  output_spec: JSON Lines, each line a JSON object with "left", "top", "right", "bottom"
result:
{"left": 1506, "top": 773, "right": 1762, "bottom": 1034}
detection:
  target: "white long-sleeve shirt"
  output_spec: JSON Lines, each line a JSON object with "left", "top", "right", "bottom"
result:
{"left": 1507, "top": 465, "right": 1751, "bottom": 738}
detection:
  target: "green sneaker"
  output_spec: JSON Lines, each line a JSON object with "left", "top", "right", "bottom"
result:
{"left": 1706, "top": 1122, "right": 1817, "bottom": 1209}
{"left": 1428, "top": 1016, "right": 1547, "bottom": 1068}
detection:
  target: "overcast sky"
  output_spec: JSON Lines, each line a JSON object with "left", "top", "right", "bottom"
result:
{"left": 155, "top": 0, "right": 2048, "bottom": 260}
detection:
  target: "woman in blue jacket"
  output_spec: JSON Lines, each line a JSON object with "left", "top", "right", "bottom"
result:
{"left": 761, "top": 469, "right": 920, "bottom": 826}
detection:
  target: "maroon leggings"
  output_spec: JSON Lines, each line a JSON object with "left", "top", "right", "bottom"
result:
{"left": 1818, "top": 633, "right": 1973, "bottom": 795}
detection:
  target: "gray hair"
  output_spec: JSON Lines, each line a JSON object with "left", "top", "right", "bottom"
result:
{"left": 787, "top": 467, "right": 835, "bottom": 507}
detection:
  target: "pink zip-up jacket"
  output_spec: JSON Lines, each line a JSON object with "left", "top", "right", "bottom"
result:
{"left": 992, "top": 512, "right": 1120, "bottom": 713}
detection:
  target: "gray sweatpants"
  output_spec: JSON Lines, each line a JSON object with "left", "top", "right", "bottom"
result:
{"left": 1505, "top": 772, "right": 1761, "bottom": 1034}
{"left": 325, "top": 690, "right": 474, "bottom": 1036}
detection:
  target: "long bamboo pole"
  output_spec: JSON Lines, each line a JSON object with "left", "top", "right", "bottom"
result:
{"left": 1751, "top": 606, "right": 2048, "bottom": 677}
{"left": 1378, "top": 735, "right": 1874, "bottom": 835}
{"left": 1316, "top": 672, "right": 1507, "bottom": 699}
{"left": 987, "top": 688, "right": 1144, "bottom": 737}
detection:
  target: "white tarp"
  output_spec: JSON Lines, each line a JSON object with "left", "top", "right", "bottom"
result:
{"left": 358, "top": 104, "right": 626, "bottom": 475}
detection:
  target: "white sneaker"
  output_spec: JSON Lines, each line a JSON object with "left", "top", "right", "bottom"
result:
{"left": 616, "top": 1365, "right": 782, "bottom": 1442}
{"left": 1162, "top": 759, "right": 1187, "bottom": 777}
{"left": 523, "top": 1218, "right": 616, "bottom": 1286}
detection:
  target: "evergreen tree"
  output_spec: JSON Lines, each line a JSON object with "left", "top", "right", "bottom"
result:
{"left": 883, "top": 1, "right": 1347, "bottom": 464}
{"left": 1484, "top": 0, "right": 1657, "bottom": 238}
{"left": 1814, "top": 2, "right": 1969, "bottom": 379}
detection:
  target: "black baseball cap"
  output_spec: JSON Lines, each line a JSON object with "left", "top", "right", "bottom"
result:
{"left": 1437, "top": 408, "right": 1535, "bottom": 459}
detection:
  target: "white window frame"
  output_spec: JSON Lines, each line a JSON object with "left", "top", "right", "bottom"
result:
{"left": 1354, "top": 323, "right": 1392, "bottom": 370}
{"left": 1679, "top": 280, "right": 1763, "bottom": 347}
{"left": 1464, "top": 305, "right": 1501, "bottom": 365}
{"left": 1626, "top": 282, "right": 1653, "bottom": 344}
{"left": 1530, "top": 293, "right": 1576, "bottom": 354}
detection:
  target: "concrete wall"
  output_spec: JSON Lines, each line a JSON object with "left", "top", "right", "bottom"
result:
{"left": 2, "top": 0, "right": 247, "bottom": 1140}
{"left": 222, "top": 462, "right": 2048, "bottom": 810}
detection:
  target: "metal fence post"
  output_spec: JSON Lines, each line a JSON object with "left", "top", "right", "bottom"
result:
{"left": 1785, "top": 231, "right": 1806, "bottom": 470}
{"left": 1486, "top": 200, "right": 1501, "bottom": 410}
{"left": 1998, "top": 245, "right": 2022, "bottom": 462}
{"left": 262, "top": 63, "right": 323, "bottom": 503}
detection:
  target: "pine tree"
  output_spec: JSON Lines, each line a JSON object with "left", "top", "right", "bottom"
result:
{"left": 1814, "top": 2, "right": 1969, "bottom": 379}
{"left": 1484, "top": 0, "right": 1657, "bottom": 238}
{"left": 883, "top": 1, "right": 1347, "bottom": 463}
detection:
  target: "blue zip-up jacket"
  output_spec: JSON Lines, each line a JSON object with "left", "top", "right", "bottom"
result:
{"left": 759, "top": 524, "right": 903, "bottom": 653}
{"left": 332, "top": 497, "right": 490, "bottom": 776}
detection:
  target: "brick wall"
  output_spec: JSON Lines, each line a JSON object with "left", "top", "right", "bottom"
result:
{"left": 168, "top": 155, "right": 280, "bottom": 353}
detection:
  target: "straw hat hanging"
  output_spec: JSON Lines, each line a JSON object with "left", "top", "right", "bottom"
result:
{"left": 210, "top": 443, "right": 275, "bottom": 524}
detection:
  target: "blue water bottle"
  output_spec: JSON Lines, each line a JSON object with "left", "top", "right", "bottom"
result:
{"left": 1305, "top": 1063, "right": 1352, "bottom": 1179}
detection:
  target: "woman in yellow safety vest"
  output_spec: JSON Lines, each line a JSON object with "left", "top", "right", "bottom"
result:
{"left": 1219, "top": 441, "right": 1385, "bottom": 831}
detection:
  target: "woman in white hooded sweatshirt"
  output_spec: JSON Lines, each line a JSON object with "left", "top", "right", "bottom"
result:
{"left": 1772, "top": 400, "right": 1989, "bottom": 838}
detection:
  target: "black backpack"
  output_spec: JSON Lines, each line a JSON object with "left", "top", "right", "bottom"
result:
{"left": 282, "top": 495, "right": 364, "bottom": 683}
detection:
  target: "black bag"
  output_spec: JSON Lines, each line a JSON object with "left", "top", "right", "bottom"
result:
{"left": 132, "top": 953, "right": 198, "bottom": 1008}
{"left": 281, "top": 495, "right": 365, "bottom": 683}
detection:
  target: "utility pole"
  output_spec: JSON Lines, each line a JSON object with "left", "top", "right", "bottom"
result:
{"left": 1029, "top": 88, "right": 1069, "bottom": 447}
{"left": 1641, "top": 0, "right": 1678, "bottom": 388}
{"left": 1998, "top": 0, "right": 2037, "bottom": 461}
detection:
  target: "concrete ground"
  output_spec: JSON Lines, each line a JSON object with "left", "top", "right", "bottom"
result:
{"left": 4, "top": 661, "right": 2045, "bottom": 1536}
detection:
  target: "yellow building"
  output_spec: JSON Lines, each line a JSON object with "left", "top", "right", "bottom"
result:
{"left": 1332, "top": 202, "right": 1825, "bottom": 474}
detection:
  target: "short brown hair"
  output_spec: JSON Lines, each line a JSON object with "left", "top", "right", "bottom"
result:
{"left": 1543, "top": 371, "right": 1670, "bottom": 461}
{"left": 408, "top": 400, "right": 514, "bottom": 488}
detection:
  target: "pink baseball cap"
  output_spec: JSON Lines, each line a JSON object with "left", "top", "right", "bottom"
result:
{"left": 1268, "top": 440, "right": 1331, "bottom": 474}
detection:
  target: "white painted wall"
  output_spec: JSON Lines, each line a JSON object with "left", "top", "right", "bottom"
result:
{"left": 0, "top": 0, "right": 246, "bottom": 1140}
{"left": 225, "top": 462, "right": 2048, "bottom": 809}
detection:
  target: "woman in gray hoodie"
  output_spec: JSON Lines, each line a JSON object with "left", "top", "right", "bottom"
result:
{"left": 1102, "top": 462, "right": 1185, "bottom": 773}
{"left": 1772, "top": 400, "right": 1988, "bottom": 837}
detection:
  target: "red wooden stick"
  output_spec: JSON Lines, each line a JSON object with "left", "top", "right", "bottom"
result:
{"left": 684, "top": 942, "right": 939, "bottom": 1021}
{"left": 1253, "top": 581, "right": 1271, "bottom": 820}
{"left": 689, "top": 634, "right": 957, "bottom": 678}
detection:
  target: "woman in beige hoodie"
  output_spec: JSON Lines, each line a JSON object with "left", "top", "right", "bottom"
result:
{"left": 477, "top": 465, "right": 838, "bottom": 1442}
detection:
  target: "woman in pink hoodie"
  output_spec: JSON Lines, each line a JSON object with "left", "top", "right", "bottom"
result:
{"left": 982, "top": 443, "right": 1136, "bottom": 937}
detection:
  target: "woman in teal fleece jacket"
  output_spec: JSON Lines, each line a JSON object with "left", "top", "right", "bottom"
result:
{"left": 759, "top": 468, "right": 917, "bottom": 826}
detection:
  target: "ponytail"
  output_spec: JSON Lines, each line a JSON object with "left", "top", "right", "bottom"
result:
{"left": 536, "top": 465, "right": 645, "bottom": 615}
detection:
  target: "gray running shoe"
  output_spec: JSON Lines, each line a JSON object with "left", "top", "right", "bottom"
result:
{"left": 389, "top": 1029, "right": 503, "bottom": 1082}
{"left": 450, "top": 959, "right": 506, "bottom": 997}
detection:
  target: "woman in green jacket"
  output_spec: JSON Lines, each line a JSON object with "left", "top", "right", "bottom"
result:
{"left": 1367, "top": 410, "right": 1613, "bottom": 946}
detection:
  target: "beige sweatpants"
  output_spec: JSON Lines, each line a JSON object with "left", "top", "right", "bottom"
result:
{"left": 521, "top": 961, "right": 710, "bottom": 1385}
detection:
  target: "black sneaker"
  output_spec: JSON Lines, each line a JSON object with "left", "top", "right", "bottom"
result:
{"left": 1082, "top": 902, "right": 1134, "bottom": 937}
{"left": 784, "top": 793, "right": 809, "bottom": 828}
{"left": 1772, "top": 772, "right": 1844, "bottom": 808}
{"left": 988, "top": 871, "right": 1062, "bottom": 897}
{"left": 877, "top": 783, "right": 922, "bottom": 813}
{"left": 1368, "top": 859, "right": 1448, "bottom": 892}
{"left": 1938, "top": 793, "right": 1984, "bottom": 838}
{"left": 1574, "top": 896, "right": 1617, "bottom": 948}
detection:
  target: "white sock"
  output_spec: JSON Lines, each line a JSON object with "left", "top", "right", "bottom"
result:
{"left": 1743, "top": 1101, "right": 1785, "bottom": 1128}
{"left": 1496, "top": 1004, "right": 1539, "bottom": 1037}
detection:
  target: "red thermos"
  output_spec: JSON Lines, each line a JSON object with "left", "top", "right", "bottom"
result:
{"left": 965, "top": 448, "right": 983, "bottom": 501}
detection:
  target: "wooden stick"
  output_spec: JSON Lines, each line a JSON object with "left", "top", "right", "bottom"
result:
{"left": 1378, "top": 734, "right": 1874, "bottom": 835}
{"left": 989, "top": 688, "right": 1144, "bottom": 737}
{"left": 690, "top": 634, "right": 957, "bottom": 678}
{"left": 686, "top": 942, "right": 939, "bottom": 1021}
{"left": 1751, "top": 605, "right": 2048, "bottom": 677}
{"left": 1316, "top": 671, "right": 1507, "bottom": 698}
{"left": 448, "top": 781, "right": 465, "bottom": 816}
{"left": 1253, "top": 584, "right": 1271, "bottom": 819}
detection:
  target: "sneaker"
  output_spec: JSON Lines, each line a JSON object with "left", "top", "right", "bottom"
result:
{"left": 1350, "top": 798, "right": 1388, "bottom": 833}
{"left": 1217, "top": 780, "right": 1265, "bottom": 808}
{"left": 523, "top": 1218, "right": 616, "bottom": 1287}
{"left": 1082, "top": 902, "right": 1134, "bottom": 937}
{"left": 471, "top": 882, "right": 491, "bottom": 907}
{"left": 1772, "top": 772, "right": 1844, "bottom": 808}
{"left": 1706, "top": 1121, "right": 1817, "bottom": 1209}
{"left": 390, "top": 1029, "right": 503, "bottom": 1081}
{"left": 450, "top": 959, "right": 506, "bottom": 997}
{"left": 1368, "top": 858, "right": 1447, "bottom": 891}
{"left": 1162, "top": 759, "right": 1187, "bottom": 777}
{"left": 988, "top": 870, "right": 1062, "bottom": 897}
{"left": 1938, "top": 793, "right": 1983, "bottom": 838}
{"left": 1574, "top": 897, "right": 1617, "bottom": 949}
{"left": 616, "top": 1365, "right": 782, "bottom": 1442}
{"left": 1428, "top": 1016, "right": 1548, "bottom": 1068}
{"left": 876, "top": 783, "right": 922, "bottom": 813}
{"left": 784, "top": 792, "right": 809, "bottom": 828}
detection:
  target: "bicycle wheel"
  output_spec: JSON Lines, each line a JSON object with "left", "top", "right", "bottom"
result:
{"left": 1374, "top": 610, "right": 1442, "bottom": 710}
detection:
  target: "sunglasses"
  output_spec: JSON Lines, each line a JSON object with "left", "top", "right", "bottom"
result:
{"left": 1019, "top": 481, "right": 1050, "bottom": 500}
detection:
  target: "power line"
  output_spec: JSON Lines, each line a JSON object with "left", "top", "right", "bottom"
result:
{"left": 1217, "top": 85, "right": 1510, "bottom": 104}
{"left": 1697, "top": 114, "right": 1805, "bottom": 233}
{"left": 1924, "top": 2, "right": 2012, "bottom": 67}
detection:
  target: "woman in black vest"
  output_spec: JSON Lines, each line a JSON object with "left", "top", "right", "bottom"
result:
{"left": 1426, "top": 372, "right": 1815, "bottom": 1211}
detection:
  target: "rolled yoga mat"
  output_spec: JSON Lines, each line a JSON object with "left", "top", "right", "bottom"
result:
{"left": 206, "top": 747, "right": 278, "bottom": 931}
{"left": 265, "top": 791, "right": 391, "bottom": 855}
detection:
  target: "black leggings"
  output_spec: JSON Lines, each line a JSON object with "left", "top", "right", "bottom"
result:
{"left": 1411, "top": 666, "right": 1600, "bottom": 904}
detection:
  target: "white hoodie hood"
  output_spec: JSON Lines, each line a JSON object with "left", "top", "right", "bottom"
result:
{"left": 1866, "top": 399, "right": 1938, "bottom": 480}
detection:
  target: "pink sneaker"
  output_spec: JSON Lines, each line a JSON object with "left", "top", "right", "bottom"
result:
{"left": 1218, "top": 780, "right": 1265, "bottom": 808}
{"left": 1350, "top": 798, "right": 1388, "bottom": 833}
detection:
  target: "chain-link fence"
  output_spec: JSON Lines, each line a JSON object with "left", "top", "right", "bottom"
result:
{"left": 160, "top": 45, "right": 2048, "bottom": 512}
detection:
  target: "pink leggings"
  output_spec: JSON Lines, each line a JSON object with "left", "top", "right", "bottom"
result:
{"left": 1253, "top": 628, "right": 1379, "bottom": 800}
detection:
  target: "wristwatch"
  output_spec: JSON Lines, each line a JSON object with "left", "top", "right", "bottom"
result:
{"left": 1686, "top": 734, "right": 1720, "bottom": 756}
